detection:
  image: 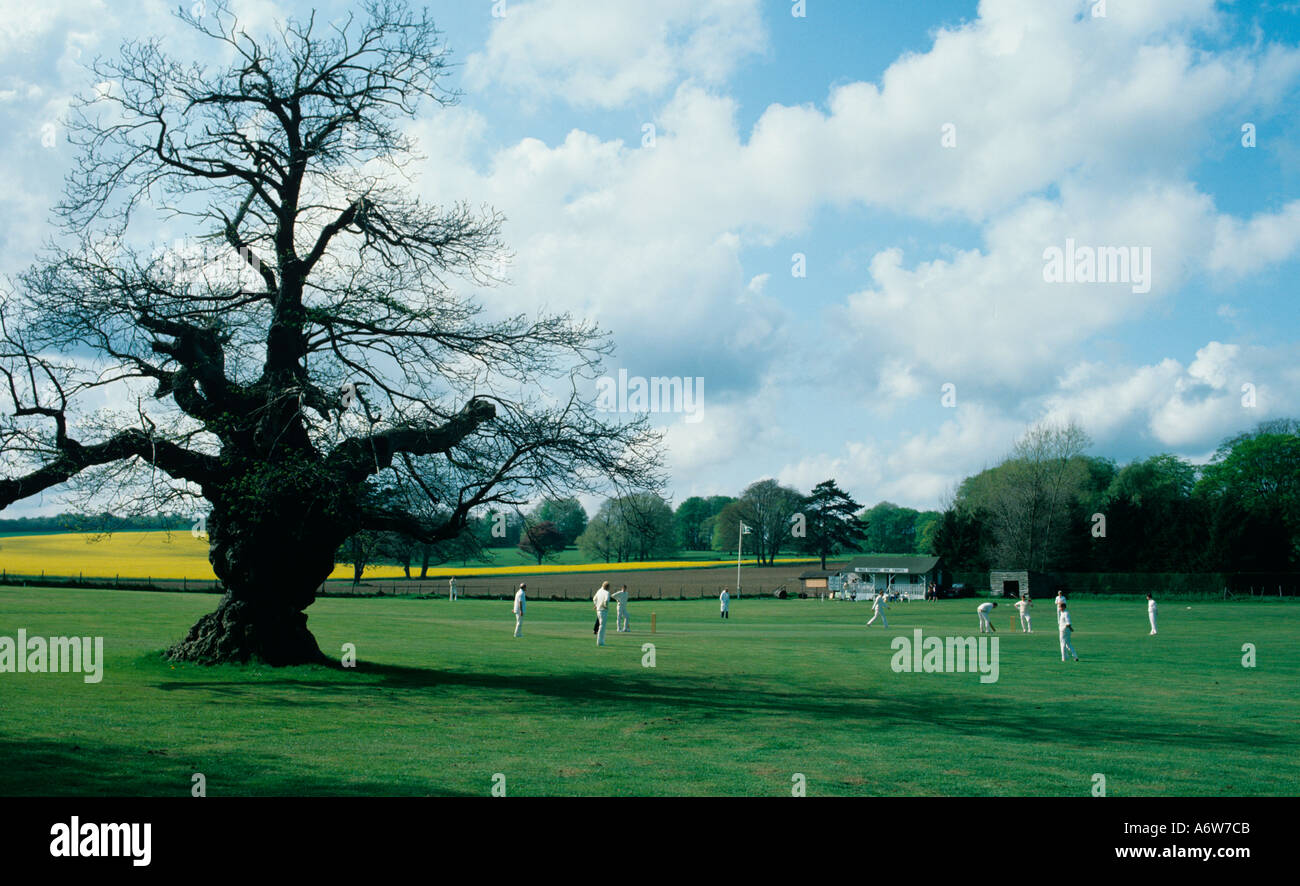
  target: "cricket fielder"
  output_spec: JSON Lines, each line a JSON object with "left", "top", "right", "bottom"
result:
{"left": 1015, "top": 596, "right": 1032, "bottom": 633}
{"left": 513, "top": 583, "right": 526, "bottom": 638}
{"left": 1054, "top": 589, "right": 1066, "bottom": 610}
{"left": 977, "top": 600, "right": 997, "bottom": 633}
{"left": 612, "top": 585, "right": 630, "bottom": 632}
{"left": 720, "top": 588, "right": 730, "bottom": 619}
{"left": 1146, "top": 594, "right": 1157, "bottom": 635}
{"left": 1058, "top": 602, "right": 1078, "bottom": 661}
{"left": 866, "top": 591, "right": 888, "bottom": 626}
{"left": 594, "top": 581, "right": 612, "bottom": 645}
{"left": 449, "top": 577, "right": 458, "bottom": 601}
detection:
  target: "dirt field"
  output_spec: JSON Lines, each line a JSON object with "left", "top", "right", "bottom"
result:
{"left": 332, "top": 561, "right": 848, "bottom": 600}
{"left": 2, "top": 561, "right": 846, "bottom": 601}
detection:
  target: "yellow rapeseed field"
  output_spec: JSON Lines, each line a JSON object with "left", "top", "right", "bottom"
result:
{"left": 0, "top": 531, "right": 816, "bottom": 581}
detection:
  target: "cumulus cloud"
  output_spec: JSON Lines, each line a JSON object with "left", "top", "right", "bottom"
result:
{"left": 1038, "top": 341, "right": 1300, "bottom": 450}
{"left": 776, "top": 401, "right": 1025, "bottom": 508}
{"left": 466, "top": 0, "right": 766, "bottom": 109}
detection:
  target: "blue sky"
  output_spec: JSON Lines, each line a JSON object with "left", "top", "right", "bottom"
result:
{"left": 2, "top": 0, "right": 1300, "bottom": 516}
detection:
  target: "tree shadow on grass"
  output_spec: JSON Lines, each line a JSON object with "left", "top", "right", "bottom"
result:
{"left": 0, "top": 733, "right": 474, "bottom": 797}
{"left": 153, "top": 658, "right": 1298, "bottom": 752}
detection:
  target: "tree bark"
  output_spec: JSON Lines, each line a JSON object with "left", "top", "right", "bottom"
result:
{"left": 168, "top": 507, "right": 339, "bottom": 665}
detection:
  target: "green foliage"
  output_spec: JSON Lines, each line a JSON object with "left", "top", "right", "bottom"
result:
{"left": 943, "top": 419, "right": 1300, "bottom": 574}
{"left": 576, "top": 493, "right": 676, "bottom": 562}
{"left": 794, "top": 479, "right": 868, "bottom": 569}
{"left": 674, "top": 496, "right": 733, "bottom": 550}
{"left": 518, "top": 520, "right": 566, "bottom": 566}
{"left": 859, "top": 501, "right": 919, "bottom": 554}
{"left": 4, "top": 587, "right": 1297, "bottom": 796}
{"left": 930, "top": 507, "right": 991, "bottom": 571}
{"left": 530, "top": 498, "right": 588, "bottom": 546}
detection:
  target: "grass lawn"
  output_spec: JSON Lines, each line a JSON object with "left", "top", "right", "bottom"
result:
{"left": 0, "top": 586, "right": 1296, "bottom": 796}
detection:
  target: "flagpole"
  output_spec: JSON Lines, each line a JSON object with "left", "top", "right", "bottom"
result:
{"left": 736, "top": 521, "right": 743, "bottom": 598}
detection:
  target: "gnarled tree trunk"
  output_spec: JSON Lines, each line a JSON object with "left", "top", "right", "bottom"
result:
{"left": 168, "top": 500, "right": 343, "bottom": 665}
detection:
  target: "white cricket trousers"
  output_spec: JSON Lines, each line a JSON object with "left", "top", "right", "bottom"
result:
{"left": 1060, "top": 628, "right": 1077, "bottom": 660}
{"left": 596, "top": 610, "right": 607, "bottom": 646}
{"left": 979, "top": 613, "right": 992, "bottom": 632}
{"left": 1149, "top": 612, "right": 1157, "bottom": 635}
{"left": 514, "top": 613, "right": 523, "bottom": 637}
{"left": 617, "top": 603, "right": 629, "bottom": 632}
{"left": 1021, "top": 613, "right": 1032, "bottom": 632}
{"left": 867, "top": 609, "right": 887, "bottom": 626}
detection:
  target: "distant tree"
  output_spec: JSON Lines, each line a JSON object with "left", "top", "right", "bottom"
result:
{"left": 616, "top": 492, "right": 677, "bottom": 560}
{"left": 1090, "top": 454, "right": 1200, "bottom": 571}
{"left": 575, "top": 493, "right": 676, "bottom": 562}
{"left": 961, "top": 422, "right": 1092, "bottom": 571}
{"left": 343, "top": 530, "right": 384, "bottom": 589}
{"left": 674, "top": 496, "right": 713, "bottom": 550}
{"left": 913, "top": 510, "right": 942, "bottom": 555}
{"left": 576, "top": 504, "right": 619, "bottom": 563}
{"left": 860, "top": 502, "right": 919, "bottom": 554}
{"left": 477, "top": 510, "right": 523, "bottom": 548}
{"left": 929, "top": 506, "right": 990, "bottom": 572}
{"left": 531, "top": 497, "right": 588, "bottom": 546}
{"left": 731, "top": 480, "right": 804, "bottom": 565}
{"left": 710, "top": 500, "right": 752, "bottom": 557}
{"left": 519, "top": 520, "right": 566, "bottom": 566}
{"left": 1196, "top": 421, "right": 1300, "bottom": 569}
{"left": 382, "top": 531, "right": 419, "bottom": 579}
{"left": 417, "top": 529, "right": 485, "bottom": 575}
{"left": 795, "top": 479, "right": 868, "bottom": 569}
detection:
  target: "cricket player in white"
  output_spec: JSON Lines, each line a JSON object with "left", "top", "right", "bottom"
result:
{"left": 1146, "top": 594, "right": 1157, "bottom": 635}
{"left": 1058, "top": 602, "right": 1078, "bottom": 661}
{"left": 1054, "top": 590, "right": 1066, "bottom": 609}
{"left": 1015, "top": 596, "right": 1032, "bottom": 632}
{"left": 612, "top": 585, "right": 630, "bottom": 632}
{"left": 449, "top": 577, "right": 458, "bottom": 601}
{"left": 866, "top": 591, "right": 888, "bottom": 626}
{"left": 513, "top": 583, "right": 526, "bottom": 637}
{"left": 720, "top": 588, "right": 730, "bottom": 619}
{"left": 594, "top": 581, "right": 611, "bottom": 645}
{"left": 977, "top": 600, "right": 997, "bottom": 633}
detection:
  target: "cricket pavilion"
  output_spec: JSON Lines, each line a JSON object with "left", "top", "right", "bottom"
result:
{"left": 799, "top": 555, "right": 946, "bottom": 600}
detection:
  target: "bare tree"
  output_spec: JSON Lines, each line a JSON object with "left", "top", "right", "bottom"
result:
{"left": 0, "top": 1, "right": 661, "bottom": 663}
{"left": 981, "top": 422, "right": 1091, "bottom": 571}
{"left": 730, "top": 479, "right": 803, "bottom": 566}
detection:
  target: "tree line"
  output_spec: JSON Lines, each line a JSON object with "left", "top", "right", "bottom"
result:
{"left": 931, "top": 419, "right": 1300, "bottom": 575}
{"left": 340, "top": 417, "right": 1300, "bottom": 580}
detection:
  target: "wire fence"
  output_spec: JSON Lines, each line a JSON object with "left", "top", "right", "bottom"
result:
{"left": 0, "top": 571, "right": 792, "bottom": 600}
{"left": 1, "top": 569, "right": 1296, "bottom": 600}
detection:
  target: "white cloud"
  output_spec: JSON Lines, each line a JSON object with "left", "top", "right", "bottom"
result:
{"left": 777, "top": 402, "right": 1023, "bottom": 509}
{"left": 732, "top": 0, "right": 1299, "bottom": 222}
{"left": 1039, "top": 342, "right": 1300, "bottom": 450}
{"left": 1208, "top": 199, "right": 1300, "bottom": 274}
{"left": 466, "top": 0, "right": 766, "bottom": 109}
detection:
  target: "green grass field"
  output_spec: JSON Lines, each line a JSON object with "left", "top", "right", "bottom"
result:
{"left": 1, "top": 586, "right": 1296, "bottom": 796}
